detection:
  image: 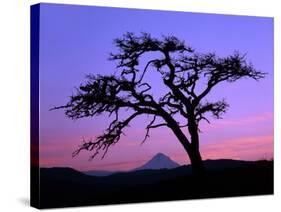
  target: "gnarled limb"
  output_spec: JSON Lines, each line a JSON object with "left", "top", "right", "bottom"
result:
{"left": 195, "top": 100, "right": 229, "bottom": 124}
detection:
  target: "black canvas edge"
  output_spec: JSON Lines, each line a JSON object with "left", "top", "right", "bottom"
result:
{"left": 30, "top": 3, "right": 41, "bottom": 209}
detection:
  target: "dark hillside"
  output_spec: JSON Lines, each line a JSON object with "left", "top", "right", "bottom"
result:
{"left": 38, "top": 160, "right": 273, "bottom": 208}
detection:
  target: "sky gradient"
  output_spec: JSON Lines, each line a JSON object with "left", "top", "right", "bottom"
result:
{"left": 38, "top": 3, "right": 274, "bottom": 171}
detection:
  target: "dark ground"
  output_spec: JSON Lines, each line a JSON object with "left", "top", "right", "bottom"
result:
{"left": 35, "top": 159, "right": 273, "bottom": 209}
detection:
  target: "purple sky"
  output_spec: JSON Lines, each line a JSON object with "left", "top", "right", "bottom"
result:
{"left": 38, "top": 3, "right": 274, "bottom": 171}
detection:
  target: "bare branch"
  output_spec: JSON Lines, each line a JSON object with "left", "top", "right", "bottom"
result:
{"left": 195, "top": 99, "right": 229, "bottom": 124}
{"left": 141, "top": 115, "right": 156, "bottom": 144}
{"left": 73, "top": 112, "right": 141, "bottom": 160}
{"left": 138, "top": 59, "right": 159, "bottom": 83}
{"left": 193, "top": 52, "right": 266, "bottom": 106}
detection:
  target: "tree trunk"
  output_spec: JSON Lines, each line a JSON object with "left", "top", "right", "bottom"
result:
{"left": 188, "top": 146, "right": 205, "bottom": 176}
{"left": 187, "top": 116, "right": 206, "bottom": 176}
{"left": 160, "top": 109, "right": 205, "bottom": 176}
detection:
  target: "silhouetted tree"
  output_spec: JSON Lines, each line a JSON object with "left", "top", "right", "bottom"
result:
{"left": 52, "top": 32, "right": 265, "bottom": 175}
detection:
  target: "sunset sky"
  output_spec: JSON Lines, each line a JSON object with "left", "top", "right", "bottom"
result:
{"left": 38, "top": 3, "right": 274, "bottom": 171}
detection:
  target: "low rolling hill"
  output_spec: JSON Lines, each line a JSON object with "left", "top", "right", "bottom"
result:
{"left": 38, "top": 158, "right": 273, "bottom": 208}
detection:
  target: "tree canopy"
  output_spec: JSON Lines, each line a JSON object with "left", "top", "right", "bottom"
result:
{"left": 52, "top": 32, "right": 265, "bottom": 164}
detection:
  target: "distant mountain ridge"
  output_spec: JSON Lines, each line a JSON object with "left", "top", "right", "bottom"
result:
{"left": 82, "top": 154, "right": 263, "bottom": 177}
{"left": 134, "top": 153, "right": 180, "bottom": 171}
{"left": 84, "top": 153, "right": 180, "bottom": 176}
{"left": 41, "top": 159, "right": 270, "bottom": 180}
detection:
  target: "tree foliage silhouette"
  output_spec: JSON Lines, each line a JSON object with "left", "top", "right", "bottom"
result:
{"left": 52, "top": 32, "right": 265, "bottom": 175}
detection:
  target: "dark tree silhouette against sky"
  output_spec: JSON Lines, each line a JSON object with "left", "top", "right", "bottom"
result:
{"left": 53, "top": 32, "right": 265, "bottom": 175}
